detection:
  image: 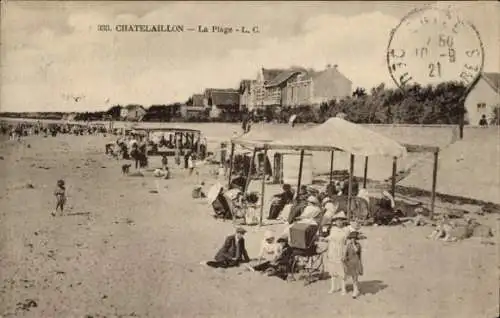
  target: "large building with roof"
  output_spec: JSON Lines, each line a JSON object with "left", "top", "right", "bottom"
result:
{"left": 250, "top": 65, "right": 352, "bottom": 111}
{"left": 203, "top": 88, "right": 240, "bottom": 119}
{"left": 464, "top": 72, "right": 500, "bottom": 126}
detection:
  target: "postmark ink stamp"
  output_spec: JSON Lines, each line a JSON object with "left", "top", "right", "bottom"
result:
{"left": 387, "top": 5, "right": 485, "bottom": 89}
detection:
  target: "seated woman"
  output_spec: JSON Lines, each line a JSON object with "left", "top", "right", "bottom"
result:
{"left": 296, "top": 196, "right": 322, "bottom": 224}
{"left": 267, "top": 184, "right": 295, "bottom": 220}
{"left": 373, "top": 190, "right": 396, "bottom": 225}
{"left": 192, "top": 182, "right": 206, "bottom": 199}
{"left": 229, "top": 173, "right": 248, "bottom": 192}
{"left": 341, "top": 178, "right": 360, "bottom": 196}
{"left": 253, "top": 231, "right": 280, "bottom": 271}
{"left": 211, "top": 187, "right": 233, "bottom": 219}
{"left": 254, "top": 236, "right": 293, "bottom": 280}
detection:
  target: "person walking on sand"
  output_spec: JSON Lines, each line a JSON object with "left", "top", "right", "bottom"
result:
{"left": 326, "top": 211, "right": 348, "bottom": 294}
{"left": 52, "top": 179, "right": 67, "bottom": 217}
{"left": 342, "top": 230, "right": 364, "bottom": 298}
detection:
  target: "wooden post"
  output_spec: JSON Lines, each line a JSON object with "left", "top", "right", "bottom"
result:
{"left": 391, "top": 157, "right": 397, "bottom": 198}
{"left": 227, "top": 142, "right": 235, "bottom": 189}
{"left": 259, "top": 148, "right": 268, "bottom": 226}
{"left": 347, "top": 154, "right": 355, "bottom": 221}
{"left": 329, "top": 150, "right": 335, "bottom": 184}
{"left": 296, "top": 150, "right": 305, "bottom": 200}
{"left": 244, "top": 149, "right": 257, "bottom": 198}
{"left": 197, "top": 132, "right": 201, "bottom": 155}
{"left": 363, "top": 156, "right": 368, "bottom": 188}
{"left": 430, "top": 150, "right": 439, "bottom": 219}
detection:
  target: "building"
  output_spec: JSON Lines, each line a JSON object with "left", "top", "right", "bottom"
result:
{"left": 239, "top": 79, "right": 255, "bottom": 111}
{"left": 120, "top": 105, "right": 146, "bottom": 121}
{"left": 465, "top": 72, "right": 500, "bottom": 125}
{"left": 253, "top": 67, "right": 306, "bottom": 110}
{"left": 283, "top": 64, "right": 352, "bottom": 107}
{"left": 252, "top": 65, "right": 352, "bottom": 111}
{"left": 180, "top": 94, "right": 207, "bottom": 119}
{"left": 203, "top": 88, "right": 240, "bottom": 119}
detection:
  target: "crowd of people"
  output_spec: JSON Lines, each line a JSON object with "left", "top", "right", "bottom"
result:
{"left": 202, "top": 173, "right": 402, "bottom": 298}
{"left": 204, "top": 212, "right": 365, "bottom": 298}
{"left": 0, "top": 120, "right": 109, "bottom": 140}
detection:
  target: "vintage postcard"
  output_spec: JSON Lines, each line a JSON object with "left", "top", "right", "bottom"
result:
{"left": 0, "top": 1, "right": 498, "bottom": 317}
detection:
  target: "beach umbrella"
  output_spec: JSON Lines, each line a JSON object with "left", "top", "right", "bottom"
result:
{"left": 207, "top": 183, "right": 223, "bottom": 205}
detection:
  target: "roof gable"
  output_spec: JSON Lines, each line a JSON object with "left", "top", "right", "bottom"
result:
{"left": 262, "top": 68, "right": 286, "bottom": 82}
{"left": 262, "top": 66, "right": 308, "bottom": 87}
{"left": 211, "top": 91, "right": 239, "bottom": 106}
{"left": 192, "top": 94, "right": 205, "bottom": 107}
{"left": 482, "top": 72, "right": 500, "bottom": 94}
{"left": 265, "top": 70, "right": 306, "bottom": 87}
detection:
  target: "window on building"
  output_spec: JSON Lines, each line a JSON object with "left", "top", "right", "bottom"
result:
{"left": 477, "top": 103, "right": 486, "bottom": 109}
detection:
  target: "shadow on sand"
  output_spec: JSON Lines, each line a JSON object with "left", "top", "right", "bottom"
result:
{"left": 358, "top": 280, "right": 388, "bottom": 295}
{"left": 66, "top": 212, "right": 91, "bottom": 216}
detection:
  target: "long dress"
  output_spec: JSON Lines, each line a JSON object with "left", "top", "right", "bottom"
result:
{"left": 343, "top": 240, "right": 363, "bottom": 277}
{"left": 326, "top": 227, "right": 348, "bottom": 278}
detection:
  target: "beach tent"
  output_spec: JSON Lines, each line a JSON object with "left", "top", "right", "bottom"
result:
{"left": 230, "top": 118, "right": 417, "bottom": 224}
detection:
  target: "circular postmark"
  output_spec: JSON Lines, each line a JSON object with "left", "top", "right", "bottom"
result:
{"left": 387, "top": 5, "right": 484, "bottom": 89}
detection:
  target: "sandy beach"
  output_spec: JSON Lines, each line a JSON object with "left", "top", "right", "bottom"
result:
{"left": 0, "top": 133, "right": 498, "bottom": 318}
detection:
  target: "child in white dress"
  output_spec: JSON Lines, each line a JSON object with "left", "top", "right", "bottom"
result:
{"left": 325, "top": 211, "right": 348, "bottom": 294}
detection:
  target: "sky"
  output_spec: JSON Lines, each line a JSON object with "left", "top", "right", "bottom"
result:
{"left": 1, "top": 1, "right": 499, "bottom": 112}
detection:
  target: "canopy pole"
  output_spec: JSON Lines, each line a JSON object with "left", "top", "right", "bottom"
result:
{"left": 259, "top": 148, "right": 268, "bottom": 226}
{"left": 296, "top": 150, "right": 305, "bottom": 200}
{"left": 347, "top": 154, "right": 355, "bottom": 221}
{"left": 243, "top": 149, "right": 257, "bottom": 198}
{"left": 227, "top": 142, "right": 235, "bottom": 189}
{"left": 329, "top": 150, "right": 335, "bottom": 184}
{"left": 391, "top": 157, "right": 397, "bottom": 198}
{"left": 197, "top": 132, "right": 201, "bottom": 155}
{"left": 430, "top": 150, "right": 439, "bottom": 219}
{"left": 363, "top": 156, "right": 368, "bottom": 189}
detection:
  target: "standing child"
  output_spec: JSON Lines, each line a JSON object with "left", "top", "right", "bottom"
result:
{"left": 326, "top": 211, "right": 348, "bottom": 294}
{"left": 161, "top": 154, "right": 169, "bottom": 171}
{"left": 53, "top": 179, "right": 66, "bottom": 217}
{"left": 343, "top": 231, "right": 364, "bottom": 298}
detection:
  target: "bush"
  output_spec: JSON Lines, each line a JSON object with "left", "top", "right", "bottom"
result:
{"left": 491, "top": 106, "right": 500, "bottom": 125}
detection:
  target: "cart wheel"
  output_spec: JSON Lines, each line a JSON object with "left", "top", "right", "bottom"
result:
{"left": 290, "top": 256, "right": 300, "bottom": 281}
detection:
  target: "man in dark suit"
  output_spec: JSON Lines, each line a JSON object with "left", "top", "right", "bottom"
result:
{"left": 206, "top": 227, "right": 250, "bottom": 268}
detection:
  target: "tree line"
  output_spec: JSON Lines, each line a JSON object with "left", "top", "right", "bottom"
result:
{"left": 1, "top": 82, "right": 498, "bottom": 125}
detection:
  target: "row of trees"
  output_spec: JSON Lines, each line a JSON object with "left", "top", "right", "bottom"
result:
{"left": 1, "top": 82, "right": 498, "bottom": 125}
{"left": 263, "top": 82, "right": 470, "bottom": 125}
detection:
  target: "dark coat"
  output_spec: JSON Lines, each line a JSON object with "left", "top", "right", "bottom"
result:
{"left": 214, "top": 235, "right": 250, "bottom": 263}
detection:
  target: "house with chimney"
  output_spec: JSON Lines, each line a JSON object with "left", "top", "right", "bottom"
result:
{"left": 253, "top": 67, "right": 305, "bottom": 110}
{"left": 203, "top": 88, "right": 240, "bottom": 119}
{"left": 252, "top": 65, "right": 352, "bottom": 111}
{"left": 282, "top": 64, "right": 352, "bottom": 107}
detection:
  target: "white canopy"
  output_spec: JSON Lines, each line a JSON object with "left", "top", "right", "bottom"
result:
{"left": 233, "top": 118, "right": 407, "bottom": 158}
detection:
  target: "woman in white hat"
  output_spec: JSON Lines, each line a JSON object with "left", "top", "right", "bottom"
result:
{"left": 296, "top": 195, "right": 322, "bottom": 224}
{"left": 253, "top": 230, "right": 281, "bottom": 272}
{"left": 321, "top": 197, "right": 339, "bottom": 225}
{"left": 325, "top": 211, "right": 349, "bottom": 294}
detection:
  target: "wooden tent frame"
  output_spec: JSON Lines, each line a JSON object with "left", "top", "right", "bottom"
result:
{"left": 227, "top": 140, "right": 440, "bottom": 225}
{"left": 132, "top": 127, "right": 203, "bottom": 155}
